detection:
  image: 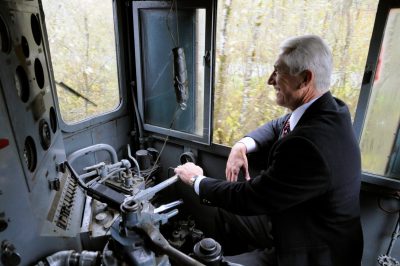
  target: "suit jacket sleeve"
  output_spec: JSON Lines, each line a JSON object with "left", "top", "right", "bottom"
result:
{"left": 245, "top": 114, "right": 289, "bottom": 151}
{"left": 199, "top": 135, "right": 331, "bottom": 216}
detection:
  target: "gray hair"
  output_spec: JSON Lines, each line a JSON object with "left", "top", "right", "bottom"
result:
{"left": 279, "top": 35, "right": 332, "bottom": 93}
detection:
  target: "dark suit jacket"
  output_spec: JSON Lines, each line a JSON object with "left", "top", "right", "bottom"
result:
{"left": 199, "top": 92, "right": 363, "bottom": 266}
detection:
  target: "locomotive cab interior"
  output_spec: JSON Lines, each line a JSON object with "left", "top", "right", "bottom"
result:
{"left": 1, "top": 0, "right": 400, "bottom": 265}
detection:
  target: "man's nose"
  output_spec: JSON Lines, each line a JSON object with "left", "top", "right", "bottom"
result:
{"left": 267, "top": 73, "right": 275, "bottom": 85}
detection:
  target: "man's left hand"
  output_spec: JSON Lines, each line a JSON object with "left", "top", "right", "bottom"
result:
{"left": 174, "top": 162, "right": 204, "bottom": 186}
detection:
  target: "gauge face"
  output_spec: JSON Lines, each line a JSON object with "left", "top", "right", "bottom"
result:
{"left": 15, "top": 66, "right": 30, "bottom": 102}
{"left": 24, "top": 136, "right": 37, "bottom": 172}
{"left": 39, "top": 119, "right": 51, "bottom": 150}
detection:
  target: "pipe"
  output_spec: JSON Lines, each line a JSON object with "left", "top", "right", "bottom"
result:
{"left": 39, "top": 250, "right": 74, "bottom": 266}
{"left": 67, "top": 144, "right": 118, "bottom": 164}
{"left": 79, "top": 170, "right": 97, "bottom": 180}
{"left": 99, "top": 168, "right": 124, "bottom": 184}
{"left": 127, "top": 144, "right": 141, "bottom": 178}
{"left": 38, "top": 250, "right": 99, "bottom": 266}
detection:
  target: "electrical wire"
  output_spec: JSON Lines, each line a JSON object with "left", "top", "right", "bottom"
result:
{"left": 119, "top": 103, "right": 182, "bottom": 201}
{"left": 130, "top": 82, "right": 145, "bottom": 149}
{"left": 166, "top": 0, "right": 177, "bottom": 47}
{"left": 174, "top": 0, "right": 180, "bottom": 46}
{"left": 166, "top": 0, "right": 180, "bottom": 47}
{"left": 144, "top": 104, "right": 182, "bottom": 184}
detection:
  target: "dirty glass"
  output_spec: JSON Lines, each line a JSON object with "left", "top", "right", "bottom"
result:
{"left": 42, "top": 0, "right": 120, "bottom": 123}
{"left": 134, "top": 2, "right": 210, "bottom": 143}
{"left": 360, "top": 9, "right": 400, "bottom": 178}
{"left": 139, "top": 9, "right": 205, "bottom": 135}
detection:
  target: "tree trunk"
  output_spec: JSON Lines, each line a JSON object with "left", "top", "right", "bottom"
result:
{"left": 340, "top": 0, "right": 354, "bottom": 88}
{"left": 238, "top": 0, "right": 265, "bottom": 129}
{"left": 214, "top": 0, "right": 233, "bottom": 143}
{"left": 83, "top": 14, "right": 90, "bottom": 114}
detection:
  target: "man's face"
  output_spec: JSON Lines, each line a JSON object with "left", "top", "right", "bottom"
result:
{"left": 267, "top": 56, "right": 305, "bottom": 110}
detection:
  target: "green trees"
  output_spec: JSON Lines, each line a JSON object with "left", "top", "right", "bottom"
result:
{"left": 43, "top": 0, "right": 379, "bottom": 147}
{"left": 42, "top": 0, "right": 119, "bottom": 123}
{"left": 213, "top": 0, "right": 378, "bottom": 146}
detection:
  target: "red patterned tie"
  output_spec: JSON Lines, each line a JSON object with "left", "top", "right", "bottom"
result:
{"left": 281, "top": 118, "right": 291, "bottom": 137}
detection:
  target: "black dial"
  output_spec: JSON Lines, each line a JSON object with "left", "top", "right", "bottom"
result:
{"left": 39, "top": 119, "right": 51, "bottom": 150}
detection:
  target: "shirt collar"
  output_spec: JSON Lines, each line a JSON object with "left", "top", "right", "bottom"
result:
{"left": 289, "top": 96, "right": 321, "bottom": 131}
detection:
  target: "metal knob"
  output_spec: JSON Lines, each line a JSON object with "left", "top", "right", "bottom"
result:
{"left": 193, "top": 238, "right": 223, "bottom": 266}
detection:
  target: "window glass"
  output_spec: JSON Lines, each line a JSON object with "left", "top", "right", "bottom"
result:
{"left": 360, "top": 9, "right": 400, "bottom": 177}
{"left": 140, "top": 9, "right": 205, "bottom": 135}
{"left": 133, "top": 2, "right": 211, "bottom": 144}
{"left": 42, "top": 0, "right": 120, "bottom": 123}
{"left": 213, "top": 0, "right": 378, "bottom": 146}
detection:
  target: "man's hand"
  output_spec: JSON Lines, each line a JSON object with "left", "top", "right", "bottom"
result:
{"left": 226, "top": 142, "right": 250, "bottom": 182}
{"left": 174, "top": 162, "right": 204, "bottom": 186}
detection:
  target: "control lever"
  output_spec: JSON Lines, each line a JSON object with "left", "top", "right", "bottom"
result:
{"left": 154, "top": 200, "right": 183, "bottom": 213}
{"left": 139, "top": 222, "right": 205, "bottom": 266}
{"left": 128, "top": 175, "right": 179, "bottom": 202}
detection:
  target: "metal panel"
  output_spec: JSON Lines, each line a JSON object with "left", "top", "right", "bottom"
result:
{"left": 0, "top": 1, "right": 84, "bottom": 264}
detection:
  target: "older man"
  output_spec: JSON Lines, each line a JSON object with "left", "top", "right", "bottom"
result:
{"left": 175, "top": 35, "right": 363, "bottom": 266}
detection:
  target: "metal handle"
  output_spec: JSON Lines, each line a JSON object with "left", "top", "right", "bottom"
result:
{"left": 130, "top": 175, "right": 179, "bottom": 201}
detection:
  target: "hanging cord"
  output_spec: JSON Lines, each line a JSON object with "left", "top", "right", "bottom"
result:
{"left": 134, "top": 104, "right": 182, "bottom": 188}
{"left": 174, "top": 0, "right": 180, "bottom": 46}
{"left": 130, "top": 82, "right": 145, "bottom": 149}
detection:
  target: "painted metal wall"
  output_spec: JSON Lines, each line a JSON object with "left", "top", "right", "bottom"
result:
{"left": 0, "top": 1, "right": 84, "bottom": 263}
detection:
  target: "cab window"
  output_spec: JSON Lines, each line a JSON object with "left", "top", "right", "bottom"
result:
{"left": 359, "top": 8, "right": 400, "bottom": 179}
{"left": 42, "top": 0, "right": 120, "bottom": 124}
{"left": 213, "top": 0, "right": 379, "bottom": 146}
{"left": 132, "top": 1, "right": 213, "bottom": 144}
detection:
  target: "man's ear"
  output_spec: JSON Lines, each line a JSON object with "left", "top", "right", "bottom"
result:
{"left": 301, "top": 70, "right": 313, "bottom": 87}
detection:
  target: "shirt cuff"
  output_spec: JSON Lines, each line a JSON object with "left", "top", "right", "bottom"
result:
{"left": 238, "top": 137, "right": 257, "bottom": 153}
{"left": 194, "top": 175, "right": 207, "bottom": 195}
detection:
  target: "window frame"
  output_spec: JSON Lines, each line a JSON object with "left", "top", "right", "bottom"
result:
{"left": 353, "top": 0, "right": 400, "bottom": 190}
{"left": 132, "top": 0, "right": 215, "bottom": 145}
{"left": 42, "top": 0, "right": 128, "bottom": 133}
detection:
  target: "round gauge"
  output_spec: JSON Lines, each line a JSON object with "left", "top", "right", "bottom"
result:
{"left": 21, "top": 36, "right": 29, "bottom": 58}
{"left": 24, "top": 136, "right": 37, "bottom": 172}
{"left": 34, "top": 58, "right": 44, "bottom": 89}
{"left": 39, "top": 119, "right": 51, "bottom": 150}
{"left": 15, "top": 66, "right": 30, "bottom": 102}
{"left": 31, "top": 14, "right": 42, "bottom": 46}
{"left": 0, "top": 15, "right": 11, "bottom": 54}
{"left": 49, "top": 107, "right": 58, "bottom": 133}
